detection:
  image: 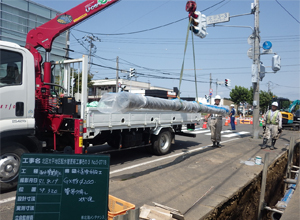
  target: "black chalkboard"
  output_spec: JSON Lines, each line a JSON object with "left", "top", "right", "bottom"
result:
{"left": 13, "top": 153, "right": 110, "bottom": 220}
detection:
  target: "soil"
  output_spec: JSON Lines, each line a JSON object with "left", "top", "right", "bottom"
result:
{"left": 203, "top": 142, "right": 299, "bottom": 220}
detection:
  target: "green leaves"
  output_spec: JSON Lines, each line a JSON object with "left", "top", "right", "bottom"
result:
{"left": 229, "top": 86, "right": 275, "bottom": 114}
{"left": 229, "top": 85, "right": 251, "bottom": 105}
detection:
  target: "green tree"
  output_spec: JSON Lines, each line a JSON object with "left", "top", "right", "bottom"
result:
{"left": 259, "top": 90, "right": 274, "bottom": 114}
{"left": 229, "top": 86, "right": 251, "bottom": 105}
{"left": 248, "top": 86, "right": 275, "bottom": 114}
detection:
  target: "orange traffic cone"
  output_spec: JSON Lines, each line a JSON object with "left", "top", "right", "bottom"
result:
{"left": 224, "top": 119, "right": 229, "bottom": 126}
{"left": 202, "top": 122, "right": 208, "bottom": 129}
{"left": 235, "top": 119, "right": 237, "bottom": 125}
{"left": 250, "top": 118, "right": 253, "bottom": 124}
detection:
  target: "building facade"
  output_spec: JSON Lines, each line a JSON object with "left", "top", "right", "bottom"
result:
{"left": 0, "top": 0, "right": 66, "bottom": 61}
{"left": 88, "top": 79, "right": 176, "bottom": 101}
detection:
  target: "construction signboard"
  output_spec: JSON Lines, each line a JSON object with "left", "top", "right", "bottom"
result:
{"left": 13, "top": 154, "right": 110, "bottom": 220}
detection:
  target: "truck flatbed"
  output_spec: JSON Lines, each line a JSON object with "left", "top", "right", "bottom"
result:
{"left": 85, "top": 108, "right": 201, "bottom": 139}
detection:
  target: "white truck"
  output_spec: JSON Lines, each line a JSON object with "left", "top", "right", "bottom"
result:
{"left": 0, "top": 39, "right": 201, "bottom": 191}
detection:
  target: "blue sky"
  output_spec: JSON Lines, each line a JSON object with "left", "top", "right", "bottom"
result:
{"left": 32, "top": 0, "right": 299, "bottom": 101}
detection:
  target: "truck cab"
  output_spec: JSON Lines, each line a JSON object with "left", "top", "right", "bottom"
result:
{"left": 0, "top": 41, "right": 36, "bottom": 191}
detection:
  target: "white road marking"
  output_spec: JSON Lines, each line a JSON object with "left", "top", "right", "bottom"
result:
{"left": 204, "top": 130, "right": 235, "bottom": 135}
{"left": 0, "top": 197, "right": 15, "bottom": 204}
{"left": 222, "top": 131, "right": 250, "bottom": 137}
{"left": 188, "top": 130, "right": 211, "bottom": 134}
{"left": 0, "top": 138, "right": 241, "bottom": 204}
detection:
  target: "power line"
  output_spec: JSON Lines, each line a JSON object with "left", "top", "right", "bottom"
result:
{"left": 74, "top": 17, "right": 187, "bottom": 36}
{"left": 90, "top": 61, "right": 211, "bottom": 83}
{"left": 275, "top": 0, "right": 300, "bottom": 24}
{"left": 72, "top": 0, "right": 228, "bottom": 36}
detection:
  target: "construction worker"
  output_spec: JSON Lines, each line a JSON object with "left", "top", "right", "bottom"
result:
{"left": 229, "top": 104, "right": 236, "bottom": 130}
{"left": 205, "top": 95, "right": 222, "bottom": 148}
{"left": 261, "top": 101, "right": 282, "bottom": 150}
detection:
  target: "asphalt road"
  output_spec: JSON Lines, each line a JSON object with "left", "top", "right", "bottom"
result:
{"left": 0, "top": 121, "right": 255, "bottom": 220}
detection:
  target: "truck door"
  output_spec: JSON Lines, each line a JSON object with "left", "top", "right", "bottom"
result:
{"left": 0, "top": 46, "right": 35, "bottom": 135}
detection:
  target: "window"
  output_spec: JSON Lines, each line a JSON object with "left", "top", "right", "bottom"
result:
{"left": 0, "top": 49, "right": 23, "bottom": 86}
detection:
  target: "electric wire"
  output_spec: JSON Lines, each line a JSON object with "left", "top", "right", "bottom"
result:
{"left": 275, "top": 0, "right": 300, "bottom": 24}
{"left": 73, "top": 0, "right": 228, "bottom": 36}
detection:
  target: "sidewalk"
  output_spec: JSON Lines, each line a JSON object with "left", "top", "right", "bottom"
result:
{"left": 109, "top": 130, "right": 300, "bottom": 220}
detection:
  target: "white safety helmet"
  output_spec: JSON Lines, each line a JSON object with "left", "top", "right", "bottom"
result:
{"left": 230, "top": 104, "right": 234, "bottom": 107}
{"left": 272, "top": 101, "right": 278, "bottom": 107}
{"left": 215, "top": 95, "right": 221, "bottom": 100}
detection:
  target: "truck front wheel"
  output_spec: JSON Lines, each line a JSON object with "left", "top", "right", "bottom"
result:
{"left": 0, "top": 142, "right": 29, "bottom": 192}
{"left": 152, "top": 130, "right": 172, "bottom": 155}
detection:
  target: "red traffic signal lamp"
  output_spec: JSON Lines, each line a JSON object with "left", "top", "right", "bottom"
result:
{"left": 186, "top": 1, "right": 197, "bottom": 13}
{"left": 225, "top": 79, "right": 231, "bottom": 86}
{"left": 189, "top": 11, "right": 200, "bottom": 35}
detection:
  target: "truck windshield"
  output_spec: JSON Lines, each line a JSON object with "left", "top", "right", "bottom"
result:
{"left": 0, "top": 49, "right": 23, "bottom": 87}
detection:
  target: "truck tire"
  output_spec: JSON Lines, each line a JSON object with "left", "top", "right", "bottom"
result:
{"left": 0, "top": 142, "right": 29, "bottom": 192}
{"left": 152, "top": 130, "right": 172, "bottom": 155}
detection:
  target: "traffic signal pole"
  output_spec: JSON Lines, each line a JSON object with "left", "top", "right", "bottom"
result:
{"left": 252, "top": 0, "right": 260, "bottom": 139}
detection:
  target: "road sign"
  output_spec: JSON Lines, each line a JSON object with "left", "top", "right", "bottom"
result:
{"left": 240, "top": 119, "right": 251, "bottom": 124}
{"left": 14, "top": 154, "right": 110, "bottom": 220}
{"left": 207, "top": 13, "right": 230, "bottom": 25}
{"left": 209, "top": 92, "right": 213, "bottom": 96}
{"left": 209, "top": 88, "right": 213, "bottom": 93}
{"left": 118, "top": 82, "right": 121, "bottom": 87}
{"left": 263, "top": 41, "right": 272, "bottom": 50}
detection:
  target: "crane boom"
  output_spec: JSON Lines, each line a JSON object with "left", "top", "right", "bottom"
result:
{"left": 24, "top": 0, "right": 120, "bottom": 99}
{"left": 288, "top": 100, "right": 300, "bottom": 113}
{"left": 26, "top": 0, "right": 119, "bottom": 52}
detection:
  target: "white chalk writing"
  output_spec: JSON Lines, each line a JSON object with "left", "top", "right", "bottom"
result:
{"left": 63, "top": 177, "right": 95, "bottom": 185}
{"left": 64, "top": 188, "right": 88, "bottom": 196}
{"left": 39, "top": 168, "right": 62, "bottom": 177}
{"left": 78, "top": 196, "right": 95, "bottom": 203}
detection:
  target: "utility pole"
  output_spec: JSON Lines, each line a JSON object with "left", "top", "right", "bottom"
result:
{"left": 252, "top": 0, "right": 260, "bottom": 139}
{"left": 210, "top": 73, "right": 212, "bottom": 104}
{"left": 83, "top": 35, "right": 101, "bottom": 74}
{"left": 268, "top": 81, "right": 271, "bottom": 93}
{"left": 116, "top": 56, "right": 119, "bottom": 93}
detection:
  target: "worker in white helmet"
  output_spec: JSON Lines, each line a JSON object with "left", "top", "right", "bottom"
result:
{"left": 205, "top": 95, "right": 223, "bottom": 148}
{"left": 261, "top": 101, "right": 282, "bottom": 150}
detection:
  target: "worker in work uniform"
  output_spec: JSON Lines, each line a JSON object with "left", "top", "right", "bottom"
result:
{"left": 205, "top": 95, "right": 223, "bottom": 148}
{"left": 229, "top": 104, "right": 236, "bottom": 130}
{"left": 261, "top": 101, "right": 282, "bottom": 150}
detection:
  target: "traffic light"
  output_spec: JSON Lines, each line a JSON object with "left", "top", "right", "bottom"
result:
{"left": 186, "top": 1, "right": 197, "bottom": 13}
{"left": 224, "top": 79, "right": 231, "bottom": 87}
{"left": 272, "top": 54, "right": 281, "bottom": 72}
{"left": 189, "top": 11, "right": 207, "bottom": 39}
{"left": 129, "top": 68, "right": 135, "bottom": 78}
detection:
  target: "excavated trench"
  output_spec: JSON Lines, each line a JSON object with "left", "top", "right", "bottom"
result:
{"left": 203, "top": 142, "right": 299, "bottom": 220}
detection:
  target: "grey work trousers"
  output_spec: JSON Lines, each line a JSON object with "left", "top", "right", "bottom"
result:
{"left": 263, "top": 124, "right": 279, "bottom": 139}
{"left": 210, "top": 118, "right": 222, "bottom": 142}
